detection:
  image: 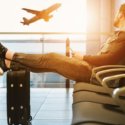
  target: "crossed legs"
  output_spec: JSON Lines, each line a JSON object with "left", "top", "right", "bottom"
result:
{"left": 4, "top": 50, "right": 93, "bottom": 82}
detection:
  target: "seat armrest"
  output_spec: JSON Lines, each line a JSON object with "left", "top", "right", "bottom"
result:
{"left": 92, "top": 65, "right": 125, "bottom": 76}
{"left": 102, "top": 74, "right": 125, "bottom": 113}
{"left": 102, "top": 74, "right": 125, "bottom": 96}
{"left": 96, "top": 68, "right": 125, "bottom": 83}
{"left": 113, "top": 87, "right": 125, "bottom": 113}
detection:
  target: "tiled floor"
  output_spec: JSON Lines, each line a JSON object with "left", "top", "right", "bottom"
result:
{"left": 0, "top": 88, "right": 73, "bottom": 125}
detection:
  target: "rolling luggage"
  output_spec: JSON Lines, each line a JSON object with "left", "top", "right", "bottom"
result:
{"left": 7, "top": 70, "right": 32, "bottom": 125}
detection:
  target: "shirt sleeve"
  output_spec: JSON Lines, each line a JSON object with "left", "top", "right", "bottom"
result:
{"left": 83, "top": 37, "right": 125, "bottom": 66}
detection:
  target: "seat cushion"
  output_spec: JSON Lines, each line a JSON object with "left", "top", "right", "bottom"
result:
{"left": 72, "top": 102, "right": 125, "bottom": 125}
{"left": 73, "top": 82, "right": 114, "bottom": 94}
{"left": 73, "top": 91, "right": 118, "bottom": 105}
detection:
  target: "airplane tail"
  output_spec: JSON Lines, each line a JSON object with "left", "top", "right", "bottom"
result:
{"left": 20, "top": 17, "right": 29, "bottom": 25}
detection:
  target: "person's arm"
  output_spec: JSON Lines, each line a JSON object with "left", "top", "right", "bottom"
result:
{"left": 83, "top": 37, "right": 125, "bottom": 66}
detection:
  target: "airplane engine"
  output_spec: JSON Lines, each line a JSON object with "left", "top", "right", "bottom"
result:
{"left": 44, "top": 15, "right": 53, "bottom": 22}
{"left": 44, "top": 18, "right": 49, "bottom": 22}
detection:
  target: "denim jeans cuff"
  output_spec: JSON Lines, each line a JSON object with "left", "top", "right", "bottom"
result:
{"left": 10, "top": 52, "right": 19, "bottom": 69}
{"left": 12, "top": 52, "right": 18, "bottom": 61}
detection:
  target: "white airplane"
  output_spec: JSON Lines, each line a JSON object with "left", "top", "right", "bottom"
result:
{"left": 21, "top": 3, "right": 62, "bottom": 25}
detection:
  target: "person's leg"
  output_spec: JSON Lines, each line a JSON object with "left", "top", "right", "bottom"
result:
{"left": 0, "top": 43, "right": 85, "bottom": 81}
{"left": 9, "top": 52, "right": 92, "bottom": 82}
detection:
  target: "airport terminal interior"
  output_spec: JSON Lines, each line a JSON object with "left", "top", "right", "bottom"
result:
{"left": 0, "top": 0, "right": 125, "bottom": 125}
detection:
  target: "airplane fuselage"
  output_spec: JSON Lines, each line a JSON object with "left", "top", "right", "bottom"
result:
{"left": 21, "top": 3, "right": 61, "bottom": 25}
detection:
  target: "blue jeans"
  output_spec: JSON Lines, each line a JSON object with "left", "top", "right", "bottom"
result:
{"left": 10, "top": 52, "right": 93, "bottom": 82}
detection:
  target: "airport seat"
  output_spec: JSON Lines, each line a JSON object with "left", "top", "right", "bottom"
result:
{"left": 72, "top": 101, "right": 125, "bottom": 125}
{"left": 73, "top": 91, "right": 120, "bottom": 105}
{"left": 73, "top": 67, "right": 125, "bottom": 105}
{"left": 73, "top": 82, "right": 113, "bottom": 94}
{"left": 72, "top": 66, "right": 125, "bottom": 125}
{"left": 73, "top": 65, "right": 125, "bottom": 93}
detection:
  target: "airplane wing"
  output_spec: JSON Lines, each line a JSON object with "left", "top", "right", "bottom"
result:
{"left": 22, "top": 8, "right": 40, "bottom": 15}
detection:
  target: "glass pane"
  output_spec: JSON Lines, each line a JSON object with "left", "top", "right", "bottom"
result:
{"left": 43, "top": 41, "right": 86, "bottom": 88}
{"left": 0, "top": 0, "right": 87, "bottom": 88}
{"left": 0, "top": 0, "right": 86, "bottom": 32}
{"left": 0, "top": 41, "right": 43, "bottom": 88}
{"left": 0, "top": 39, "right": 86, "bottom": 88}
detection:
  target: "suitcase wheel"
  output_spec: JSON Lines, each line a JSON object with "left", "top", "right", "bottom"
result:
{"left": 28, "top": 122, "right": 32, "bottom": 125}
{"left": 22, "top": 121, "right": 32, "bottom": 125}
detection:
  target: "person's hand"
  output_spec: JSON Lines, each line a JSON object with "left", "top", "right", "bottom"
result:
{"left": 71, "top": 51, "right": 84, "bottom": 61}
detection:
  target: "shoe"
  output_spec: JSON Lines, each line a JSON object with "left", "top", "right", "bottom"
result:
{"left": 0, "top": 57, "right": 9, "bottom": 75}
{"left": 0, "top": 43, "right": 8, "bottom": 58}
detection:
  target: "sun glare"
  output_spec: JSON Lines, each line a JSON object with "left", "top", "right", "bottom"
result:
{"left": 60, "top": 0, "right": 86, "bottom": 32}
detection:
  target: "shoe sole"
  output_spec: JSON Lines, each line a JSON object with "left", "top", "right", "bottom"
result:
{"left": 0, "top": 68, "right": 4, "bottom": 75}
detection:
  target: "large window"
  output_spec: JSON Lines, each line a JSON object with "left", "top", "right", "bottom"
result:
{"left": 0, "top": 0, "right": 86, "bottom": 88}
{"left": 0, "top": 0, "right": 86, "bottom": 33}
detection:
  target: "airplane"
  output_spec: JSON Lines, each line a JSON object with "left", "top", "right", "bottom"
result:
{"left": 20, "top": 3, "right": 62, "bottom": 25}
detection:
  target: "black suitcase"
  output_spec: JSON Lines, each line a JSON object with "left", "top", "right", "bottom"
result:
{"left": 7, "top": 70, "right": 32, "bottom": 125}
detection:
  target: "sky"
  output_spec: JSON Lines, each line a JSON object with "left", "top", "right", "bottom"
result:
{"left": 0, "top": 0, "right": 86, "bottom": 32}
